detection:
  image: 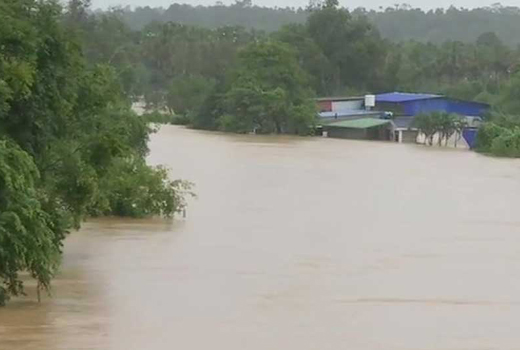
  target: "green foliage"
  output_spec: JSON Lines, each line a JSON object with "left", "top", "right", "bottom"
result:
{"left": 0, "top": 139, "right": 62, "bottom": 306}
{"left": 437, "top": 112, "right": 460, "bottom": 146}
{"left": 475, "top": 117, "right": 520, "bottom": 158}
{"left": 414, "top": 113, "right": 437, "bottom": 145}
{"left": 0, "top": 0, "right": 192, "bottom": 305}
{"left": 272, "top": 23, "right": 333, "bottom": 95}
{"left": 489, "top": 128, "right": 520, "bottom": 157}
{"left": 414, "top": 112, "right": 462, "bottom": 146}
{"left": 496, "top": 72, "right": 520, "bottom": 114}
{"left": 362, "top": 6, "right": 520, "bottom": 47}
{"left": 222, "top": 41, "right": 316, "bottom": 135}
{"left": 487, "top": 112, "right": 520, "bottom": 128}
{"left": 306, "top": 4, "right": 386, "bottom": 92}
{"left": 441, "top": 81, "right": 485, "bottom": 101}
{"left": 190, "top": 90, "right": 225, "bottom": 130}
{"left": 116, "top": 3, "right": 520, "bottom": 48}
{"left": 474, "top": 91, "right": 499, "bottom": 106}
{"left": 475, "top": 122, "right": 509, "bottom": 152}
{"left": 122, "top": 22, "right": 260, "bottom": 110}
{"left": 119, "top": 3, "right": 307, "bottom": 32}
{"left": 167, "top": 76, "right": 216, "bottom": 115}
{"left": 89, "top": 158, "right": 194, "bottom": 218}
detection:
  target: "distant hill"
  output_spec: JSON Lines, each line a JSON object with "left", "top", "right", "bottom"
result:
{"left": 113, "top": 3, "right": 520, "bottom": 46}
{"left": 117, "top": 3, "right": 307, "bottom": 33}
{"left": 363, "top": 5, "right": 520, "bottom": 46}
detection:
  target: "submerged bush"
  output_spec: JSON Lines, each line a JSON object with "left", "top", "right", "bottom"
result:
{"left": 489, "top": 128, "right": 520, "bottom": 157}
{"left": 475, "top": 122, "right": 509, "bottom": 152}
{"left": 90, "top": 158, "right": 194, "bottom": 218}
{"left": 218, "top": 114, "right": 252, "bottom": 133}
{"left": 475, "top": 121, "right": 520, "bottom": 157}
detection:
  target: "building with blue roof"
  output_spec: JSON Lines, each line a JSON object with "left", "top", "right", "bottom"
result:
{"left": 374, "top": 92, "right": 489, "bottom": 117}
{"left": 376, "top": 92, "right": 442, "bottom": 103}
{"left": 374, "top": 92, "right": 490, "bottom": 143}
{"left": 314, "top": 92, "right": 490, "bottom": 144}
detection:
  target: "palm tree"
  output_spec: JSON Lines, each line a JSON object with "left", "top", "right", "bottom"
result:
{"left": 453, "top": 118, "right": 468, "bottom": 148}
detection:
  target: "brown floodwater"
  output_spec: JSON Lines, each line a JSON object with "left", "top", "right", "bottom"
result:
{"left": 2, "top": 125, "right": 520, "bottom": 350}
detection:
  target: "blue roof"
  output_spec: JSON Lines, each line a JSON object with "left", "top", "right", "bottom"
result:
{"left": 319, "top": 110, "right": 383, "bottom": 118}
{"left": 376, "top": 92, "right": 442, "bottom": 103}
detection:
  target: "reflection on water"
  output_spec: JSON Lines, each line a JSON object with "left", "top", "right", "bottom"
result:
{"left": 2, "top": 125, "right": 520, "bottom": 350}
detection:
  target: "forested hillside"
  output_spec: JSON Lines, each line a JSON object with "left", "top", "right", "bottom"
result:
{"left": 364, "top": 5, "right": 520, "bottom": 46}
{"left": 111, "top": 2, "right": 520, "bottom": 46}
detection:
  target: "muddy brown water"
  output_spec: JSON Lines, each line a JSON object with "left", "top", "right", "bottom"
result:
{"left": 1, "top": 125, "right": 520, "bottom": 350}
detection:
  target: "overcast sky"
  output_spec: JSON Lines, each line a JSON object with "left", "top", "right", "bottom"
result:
{"left": 90, "top": 0, "right": 520, "bottom": 11}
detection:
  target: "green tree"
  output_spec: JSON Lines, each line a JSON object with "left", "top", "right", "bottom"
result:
{"left": 166, "top": 76, "right": 216, "bottom": 115}
{"left": 272, "top": 23, "right": 334, "bottom": 95}
{"left": 475, "top": 122, "right": 508, "bottom": 152}
{"left": 414, "top": 112, "right": 459, "bottom": 146}
{"left": 0, "top": 140, "right": 63, "bottom": 305}
{"left": 222, "top": 40, "right": 316, "bottom": 135}
{"left": 306, "top": 4, "right": 386, "bottom": 92}
{"left": 489, "top": 128, "right": 520, "bottom": 157}
{"left": 437, "top": 112, "right": 458, "bottom": 146}
{"left": 497, "top": 72, "right": 520, "bottom": 114}
{"left": 414, "top": 113, "right": 437, "bottom": 146}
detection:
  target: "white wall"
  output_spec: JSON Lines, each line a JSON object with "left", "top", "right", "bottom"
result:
{"left": 417, "top": 132, "right": 470, "bottom": 148}
{"left": 331, "top": 100, "right": 363, "bottom": 112}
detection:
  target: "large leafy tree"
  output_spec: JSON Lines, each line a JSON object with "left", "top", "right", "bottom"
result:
{"left": 222, "top": 40, "right": 316, "bottom": 135}
{"left": 306, "top": 1, "right": 386, "bottom": 92}
{"left": 272, "top": 23, "right": 334, "bottom": 95}
{"left": 0, "top": 140, "right": 62, "bottom": 305}
{"left": 166, "top": 75, "right": 216, "bottom": 115}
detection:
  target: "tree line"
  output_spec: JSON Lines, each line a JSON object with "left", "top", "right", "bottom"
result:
{"left": 0, "top": 0, "right": 193, "bottom": 306}
{"left": 111, "top": 2, "right": 520, "bottom": 47}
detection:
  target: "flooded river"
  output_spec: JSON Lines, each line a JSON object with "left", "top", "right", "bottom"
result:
{"left": 2, "top": 125, "right": 520, "bottom": 350}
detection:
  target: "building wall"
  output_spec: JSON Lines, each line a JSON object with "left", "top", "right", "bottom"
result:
{"left": 326, "top": 125, "right": 391, "bottom": 141}
{"left": 445, "top": 99, "right": 489, "bottom": 116}
{"left": 417, "top": 132, "right": 470, "bottom": 148}
{"left": 403, "top": 99, "right": 447, "bottom": 116}
{"left": 402, "top": 98, "right": 488, "bottom": 117}
{"left": 331, "top": 100, "right": 363, "bottom": 112}
{"left": 367, "top": 125, "right": 392, "bottom": 140}
{"left": 318, "top": 100, "right": 332, "bottom": 112}
{"left": 375, "top": 102, "right": 405, "bottom": 115}
{"left": 327, "top": 128, "right": 367, "bottom": 140}
{"left": 401, "top": 130, "right": 419, "bottom": 143}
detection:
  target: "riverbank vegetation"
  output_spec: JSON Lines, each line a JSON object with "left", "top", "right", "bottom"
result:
{"left": 0, "top": 0, "right": 191, "bottom": 306}
{"left": 475, "top": 115, "right": 520, "bottom": 157}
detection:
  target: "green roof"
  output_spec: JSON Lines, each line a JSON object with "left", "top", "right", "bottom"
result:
{"left": 326, "top": 118, "right": 391, "bottom": 129}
